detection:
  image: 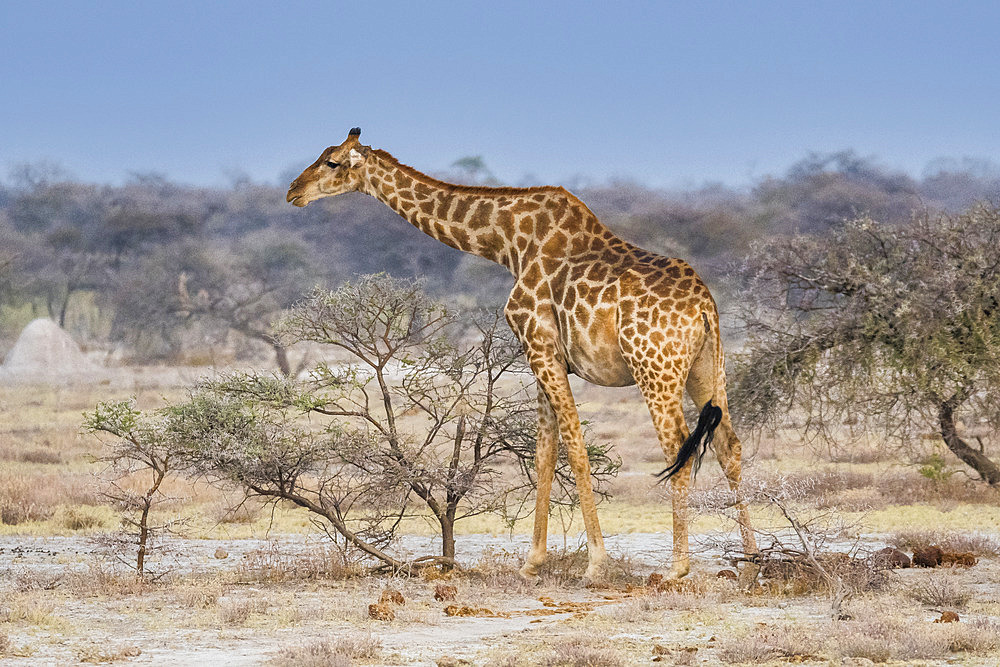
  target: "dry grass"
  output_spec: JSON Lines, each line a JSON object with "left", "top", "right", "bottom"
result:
{"left": 203, "top": 497, "right": 263, "bottom": 525}
{"left": 537, "top": 548, "right": 644, "bottom": 588}
{"left": 269, "top": 632, "right": 381, "bottom": 667}
{"left": 0, "top": 595, "right": 57, "bottom": 627}
{"left": 507, "top": 633, "right": 627, "bottom": 667}
{"left": 717, "top": 597, "right": 1000, "bottom": 664}
{"left": 0, "top": 443, "right": 63, "bottom": 464}
{"left": 219, "top": 596, "right": 270, "bottom": 625}
{"left": 75, "top": 644, "right": 142, "bottom": 663}
{"left": 0, "top": 471, "right": 103, "bottom": 525}
{"left": 11, "top": 568, "right": 64, "bottom": 592}
{"left": 542, "top": 644, "right": 624, "bottom": 667}
{"left": 175, "top": 580, "right": 225, "bottom": 609}
{"left": 750, "top": 467, "right": 1000, "bottom": 513}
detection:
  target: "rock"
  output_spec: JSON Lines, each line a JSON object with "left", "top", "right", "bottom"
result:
{"left": 912, "top": 545, "right": 944, "bottom": 568}
{"left": 647, "top": 573, "right": 664, "bottom": 588}
{"left": 368, "top": 602, "right": 395, "bottom": 621}
{"left": 434, "top": 584, "right": 457, "bottom": 601}
{"left": 941, "top": 551, "right": 977, "bottom": 567}
{"left": 873, "top": 547, "right": 910, "bottom": 568}
{"left": 934, "top": 611, "right": 960, "bottom": 623}
{"left": 379, "top": 588, "right": 405, "bottom": 606}
{"left": 716, "top": 569, "right": 738, "bottom": 580}
{"left": 214, "top": 547, "right": 229, "bottom": 559}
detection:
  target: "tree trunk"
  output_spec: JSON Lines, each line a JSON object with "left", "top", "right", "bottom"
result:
{"left": 273, "top": 343, "right": 291, "bottom": 377}
{"left": 58, "top": 292, "right": 70, "bottom": 328}
{"left": 440, "top": 513, "right": 456, "bottom": 563}
{"left": 938, "top": 400, "right": 1000, "bottom": 485}
{"left": 137, "top": 502, "right": 150, "bottom": 575}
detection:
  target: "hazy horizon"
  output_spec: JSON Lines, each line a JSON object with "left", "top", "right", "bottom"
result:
{"left": 5, "top": 148, "right": 1000, "bottom": 194}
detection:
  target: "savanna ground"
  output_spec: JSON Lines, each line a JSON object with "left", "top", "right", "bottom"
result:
{"left": 2, "top": 368, "right": 1000, "bottom": 666}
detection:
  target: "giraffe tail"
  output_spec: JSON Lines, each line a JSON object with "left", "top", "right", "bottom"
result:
{"left": 656, "top": 400, "right": 723, "bottom": 482}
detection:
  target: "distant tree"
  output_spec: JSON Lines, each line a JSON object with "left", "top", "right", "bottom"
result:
{"left": 113, "top": 233, "right": 316, "bottom": 374}
{"left": 919, "top": 157, "right": 1000, "bottom": 212}
{"left": 731, "top": 205, "right": 1000, "bottom": 484}
{"left": 14, "top": 228, "right": 110, "bottom": 327}
{"left": 102, "top": 207, "right": 201, "bottom": 267}
{"left": 753, "top": 150, "right": 922, "bottom": 235}
{"left": 448, "top": 155, "right": 500, "bottom": 186}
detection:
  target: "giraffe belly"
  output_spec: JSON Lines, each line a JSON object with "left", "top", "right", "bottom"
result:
{"left": 562, "top": 328, "right": 636, "bottom": 387}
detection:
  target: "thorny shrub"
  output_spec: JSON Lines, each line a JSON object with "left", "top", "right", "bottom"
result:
{"left": 63, "top": 561, "right": 160, "bottom": 597}
{"left": 890, "top": 529, "right": 1000, "bottom": 557}
{"left": 716, "top": 624, "right": 818, "bottom": 664}
{"left": 235, "top": 542, "right": 360, "bottom": 583}
{"left": 908, "top": 573, "right": 973, "bottom": 609}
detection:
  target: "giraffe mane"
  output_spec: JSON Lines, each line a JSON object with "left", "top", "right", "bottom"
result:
{"left": 372, "top": 149, "right": 565, "bottom": 197}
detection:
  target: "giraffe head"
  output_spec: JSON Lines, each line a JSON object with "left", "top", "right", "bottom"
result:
{"left": 286, "top": 127, "right": 369, "bottom": 207}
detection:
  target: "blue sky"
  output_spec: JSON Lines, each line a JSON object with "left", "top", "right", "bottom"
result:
{"left": 3, "top": 1, "right": 999, "bottom": 188}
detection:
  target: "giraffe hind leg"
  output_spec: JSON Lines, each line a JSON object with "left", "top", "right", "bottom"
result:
{"left": 684, "top": 341, "right": 759, "bottom": 562}
{"left": 638, "top": 387, "right": 696, "bottom": 579}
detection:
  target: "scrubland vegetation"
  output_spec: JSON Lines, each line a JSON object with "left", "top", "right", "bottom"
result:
{"left": 1, "top": 152, "right": 1000, "bottom": 663}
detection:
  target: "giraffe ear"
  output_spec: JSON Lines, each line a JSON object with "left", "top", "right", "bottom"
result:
{"left": 349, "top": 148, "right": 365, "bottom": 168}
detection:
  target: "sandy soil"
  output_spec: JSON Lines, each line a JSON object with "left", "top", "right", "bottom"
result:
{"left": 3, "top": 532, "right": 998, "bottom": 665}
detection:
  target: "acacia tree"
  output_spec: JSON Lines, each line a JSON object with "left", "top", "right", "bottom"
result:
{"left": 85, "top": 400, "right": 176, "bottom": 576}
{"left": 167, "top": 275, "right": 617, "bottom": 565}
{"left": 731, "top": 205, "right": 1000, "bottom": 483}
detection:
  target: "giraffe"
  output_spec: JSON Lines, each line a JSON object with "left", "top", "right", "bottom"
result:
{"left": 287, "top": 128, "right": 758, "bottom": 582}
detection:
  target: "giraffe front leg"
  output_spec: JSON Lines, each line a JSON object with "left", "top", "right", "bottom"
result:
{"left": 519, "top": 386, "right": 559, "bottom": 580}
{"left": 527, "top": 353, "right": 607, "bottom": 583}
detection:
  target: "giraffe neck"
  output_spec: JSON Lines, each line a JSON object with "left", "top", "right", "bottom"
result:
{"left": 359, "top": 150, "right": 550, "bottom": 274}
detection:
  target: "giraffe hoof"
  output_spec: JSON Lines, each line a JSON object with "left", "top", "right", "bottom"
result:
{"left": 582, "top": 564, "right": 607, "bottom": 586}
{"left": 518, "top": 563, "right": 541, "bottom": 581}
{"left": 665, "top": 564, "right": 690, "bottom": 580}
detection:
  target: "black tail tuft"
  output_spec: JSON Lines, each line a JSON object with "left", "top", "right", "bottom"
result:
{"left": 655, "top": 400, "right": 723, "bottom": 483}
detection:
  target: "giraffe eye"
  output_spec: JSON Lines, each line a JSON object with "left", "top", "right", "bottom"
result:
{"left": 325, "top": 160, "right": 340, "bottom": 169}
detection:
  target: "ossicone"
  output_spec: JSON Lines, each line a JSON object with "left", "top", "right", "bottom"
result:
{"left": 348, "top": 127, "right": 362, "bottom": 137}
